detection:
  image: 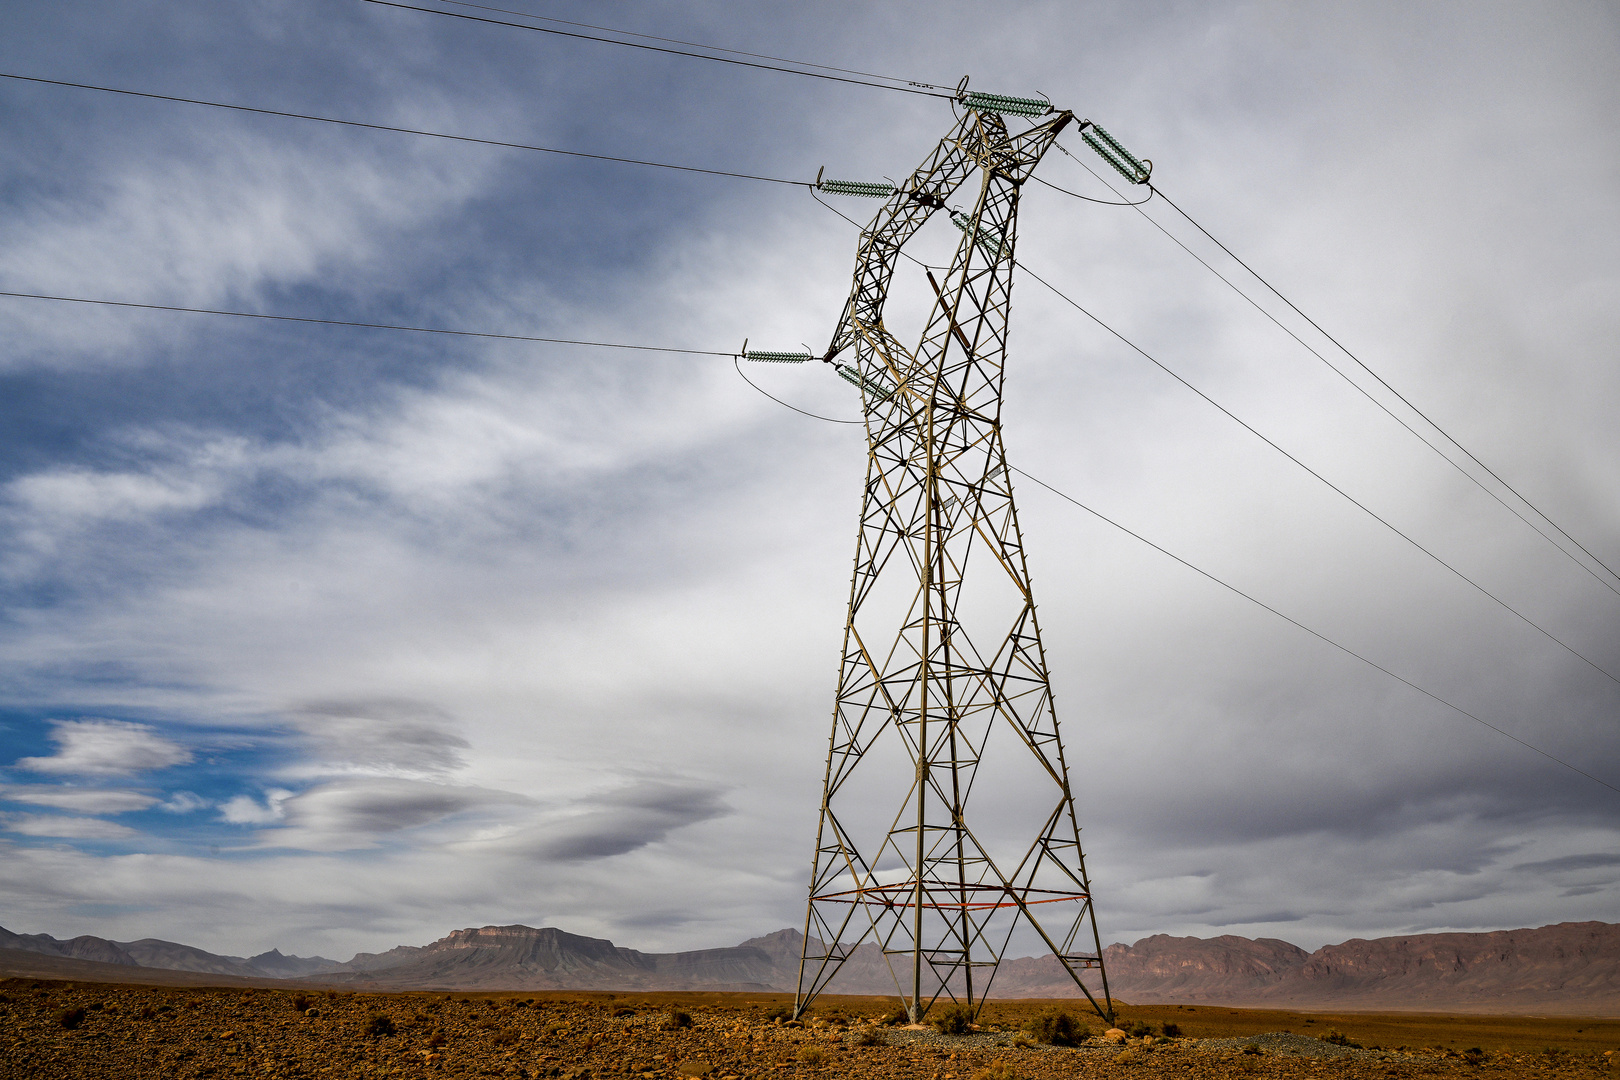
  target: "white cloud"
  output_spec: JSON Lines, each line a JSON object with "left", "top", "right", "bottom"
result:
{"left": 160, "top": 791, "right": 210, "bottom": 814}
{"left": 461, "top": 780, "right": 728, "bottom": 862}
{"left": 251, "top": 778, "right": 533, "bottom": 852}
{"left": 284, "top": 701, "right": 470, "bottom": 779}
{"left": 0, "top": 123, "right": 498, "bottom": 371}
{"left": 8, "top": 467, "right": 222, "bottom": 524}
{"left": 15, "top": 719, "right": 194, "bottom": 777}
{"left": 220, "top": 789, "right": 293, "bottom": 825}
{"left": 0, "top": 813, "right": 139, "bottom": 840}
{"left": 0, "top": 786, "right": 158, "bottom": 814}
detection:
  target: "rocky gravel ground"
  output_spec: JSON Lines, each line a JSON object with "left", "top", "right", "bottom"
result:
{"left": 2, "top": 979, "right": 1614, "bottom": 1080}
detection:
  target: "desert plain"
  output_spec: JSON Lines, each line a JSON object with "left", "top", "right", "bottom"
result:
{"left": 3, "top": 980, "right": 1616, "bottom": 1080}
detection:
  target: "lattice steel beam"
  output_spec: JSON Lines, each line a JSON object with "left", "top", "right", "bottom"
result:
{"left": 794, "top": 105, "right": 1113, "bottom": 1025}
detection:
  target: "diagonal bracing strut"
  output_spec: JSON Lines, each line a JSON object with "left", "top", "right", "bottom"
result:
{"left": 794, "top": 103, "right": 1115, "bottom": 1025}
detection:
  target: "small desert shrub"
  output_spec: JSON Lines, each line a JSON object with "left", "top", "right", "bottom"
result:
{"left": 1241, "top": 1043, "right": 1264, "bottom": 1055}
{"left": 931, "top": 1003, "right": 975, "bottom": 1036}
{"left": 1320, "top": 1030, "right": 1361, "bottom": 1048}
{"left": 427, "top": 1030, "right": 447, "bottom": 1048}
{"left": 57, "top": 1007, "right": 87, "bottom": 1030}
{"left": 878, "top": 1006, "right": 910, "bottom": 1027}
{"left": 797, "top": 1045, "right": 826, "bottom": 1066}
{"left": 493, "top": 1027, "right": 519, "bottom": 1047}
{"left": 291, "top": 993, "right": 312, "bottom": 1012}
{"left": 1125, "top": 1020, "right": 1156, "bottom": 1038}
{"left": 1161, "top": 1022, "right": 1181, "bottom": 1038}
{"left": 1010, "top": 1032, "right": 1035, "bottom": 1049}
{"left": 612, "top": 1007, "right": 635, "bottom": 1018}
{"left": 1024, "top": 1007, "right": 1084, "bottom": 1047}
{"left": 137, "top": 1005, "right": 157, "bottom": 1021}
{"left": 970, "top": 1059, "right": 1017, "bottom": 1080}
{"left": 1463, "top": 1048, "right": 1484, "bottom": 1065}
{"left": 855, "top": 1025, "right": 887, "bottom": 1047}
{"left": 763, "top": 1005, "right": 793, "bottom": 1022}
{"left": 366, "top": 1012, "right": 397, "bottom": 1037}
{"left": 663, "top": 1009, "right": 693, "bottom": 1030}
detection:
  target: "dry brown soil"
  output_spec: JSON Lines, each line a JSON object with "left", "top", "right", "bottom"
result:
{"left": 3, "top": 979, "right": 1615, "bottom": 1080}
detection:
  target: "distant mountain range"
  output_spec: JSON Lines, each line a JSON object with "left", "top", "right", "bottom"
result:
{"left": 3, "top": 920, "right": 1615, "bottom": 1014}
{"left": 996, "top": 923, "right": 1620, "bottom": 1013}
{"left": 0, "top": 924, "right": 341, "bottom": 979}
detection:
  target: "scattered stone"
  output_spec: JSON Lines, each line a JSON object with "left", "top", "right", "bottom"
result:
{"left": 0, "top": 981, "right": 1606, "bottom": 1080}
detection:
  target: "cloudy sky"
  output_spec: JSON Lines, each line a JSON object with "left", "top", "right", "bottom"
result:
{"left": 1, "top": 1, "right": 1616, "bottom": 964}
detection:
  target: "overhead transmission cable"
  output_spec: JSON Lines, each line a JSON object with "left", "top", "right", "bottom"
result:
{"left": 11, "top": 61, "right": 1614, "bottom": 691}
{"left": 809, "top": 187, "right": 1620, "bottom": 689}
{"left": 1014, "top": 259, "right": 1620, "bottom": 689}
{"left": 721, "top": 292, "right": 1617, "bottom": 799}
{"left": 356, "top": 0, "right": 956, "bottom": 99}
{"left": 0, "top": 290, "right": 737, "bottom": 357}
{"left": 1045, "top": 141, "right": 1620, "bottom": 600}
{"left": 0, "top": 71, "right": 808, "bottom": 188}
{"left": 41, "top": 0, "right": 1597, "bottom": 606}
{"left": 1150, "top": 180, "right": 1620, "bottom": 591}
{"left": 1032, "top": 173, "right": 1152, "bottom": 207}
{"left": 428, "top": 0, "right": 954, "bottom": 92}
{"left": 733, "top": 357, "right": 861, "bottom": 425}
{"left": 1, "top": 288, "right": 1608, "bottom": 797}
{"left": 1007, "top": 467, "right": 1618, "bottom": 798}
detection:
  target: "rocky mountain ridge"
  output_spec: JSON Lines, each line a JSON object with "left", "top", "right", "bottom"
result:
{"left": 0, "top": 924, "right": 341, "bottom": 979}
{"left": 3, "top": 920, "right": 1614, "bottom": 1013}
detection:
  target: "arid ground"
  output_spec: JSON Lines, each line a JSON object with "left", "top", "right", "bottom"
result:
{"left": 3, "top": 979, "right": 1615, "bottom": 1079}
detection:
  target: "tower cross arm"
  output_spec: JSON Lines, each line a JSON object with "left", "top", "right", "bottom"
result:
{"left": 821, "top": 110, "right": 1076, "bottom": 367}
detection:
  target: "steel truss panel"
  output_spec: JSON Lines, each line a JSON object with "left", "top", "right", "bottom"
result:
{"left": 795, "top": 108, "right": 1114, "bottom": 1025}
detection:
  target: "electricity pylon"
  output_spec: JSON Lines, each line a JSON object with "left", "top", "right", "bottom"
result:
{"left": 792, "top": 102, "right": 1114, "bottom": 1023}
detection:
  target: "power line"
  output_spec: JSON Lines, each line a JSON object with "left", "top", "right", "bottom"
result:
{"left": 3, "top": 295, "right": 1606, "bottom": 796}
{"left": 1009, "top": 466, "right": 1618, "bottom": 798}
{"left": 1148, "top": 179, "right": 1620, "bottom": 592}
{"left": 725, "top": 297, "right": 1615, "bottom": 796}
{"left": 1032, "top": 173, "right": 1152, "bottom": 207}
{"left": 429, "top": 0, "right": 952, "bottom": 92}
{"left": 0, "top": 290, "right": 736, "bottom": 357}
{"left": 733, "top": 357, "right": 862, "bottom": 425}
{"left": 357, "top": 0, "right": 955, "bottom": 99}
{"left": 0, "top": 71, "right": 808, "bottom": 188}
{"left": 14, "top": 61, "right": 1613, "bottom": 695}
{"left": 809, "top": 191, "right": 1620, "bottom": 690}
{"left": 1046, "top": 142, "right": 1620, "bottom": 600}
{"left": 1015, "top": 259, "right": 1620, "bottom": 690}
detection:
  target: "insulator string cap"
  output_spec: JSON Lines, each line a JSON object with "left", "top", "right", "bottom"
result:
{"left": 959, "top": 90, "right": 1052, "bottom": 117}
{"left": 818, "top": 178, "right": 898, "bottom": 198}
{"left": 1080, "top": 123, "right": 1151, "bottom": 184}
{"left": 745, "top": 349, "right": 813, "bottom": 364}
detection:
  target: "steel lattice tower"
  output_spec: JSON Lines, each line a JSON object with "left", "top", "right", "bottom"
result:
{"left": 794, "top": 105, "right": 1114, "bottom": 1023}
